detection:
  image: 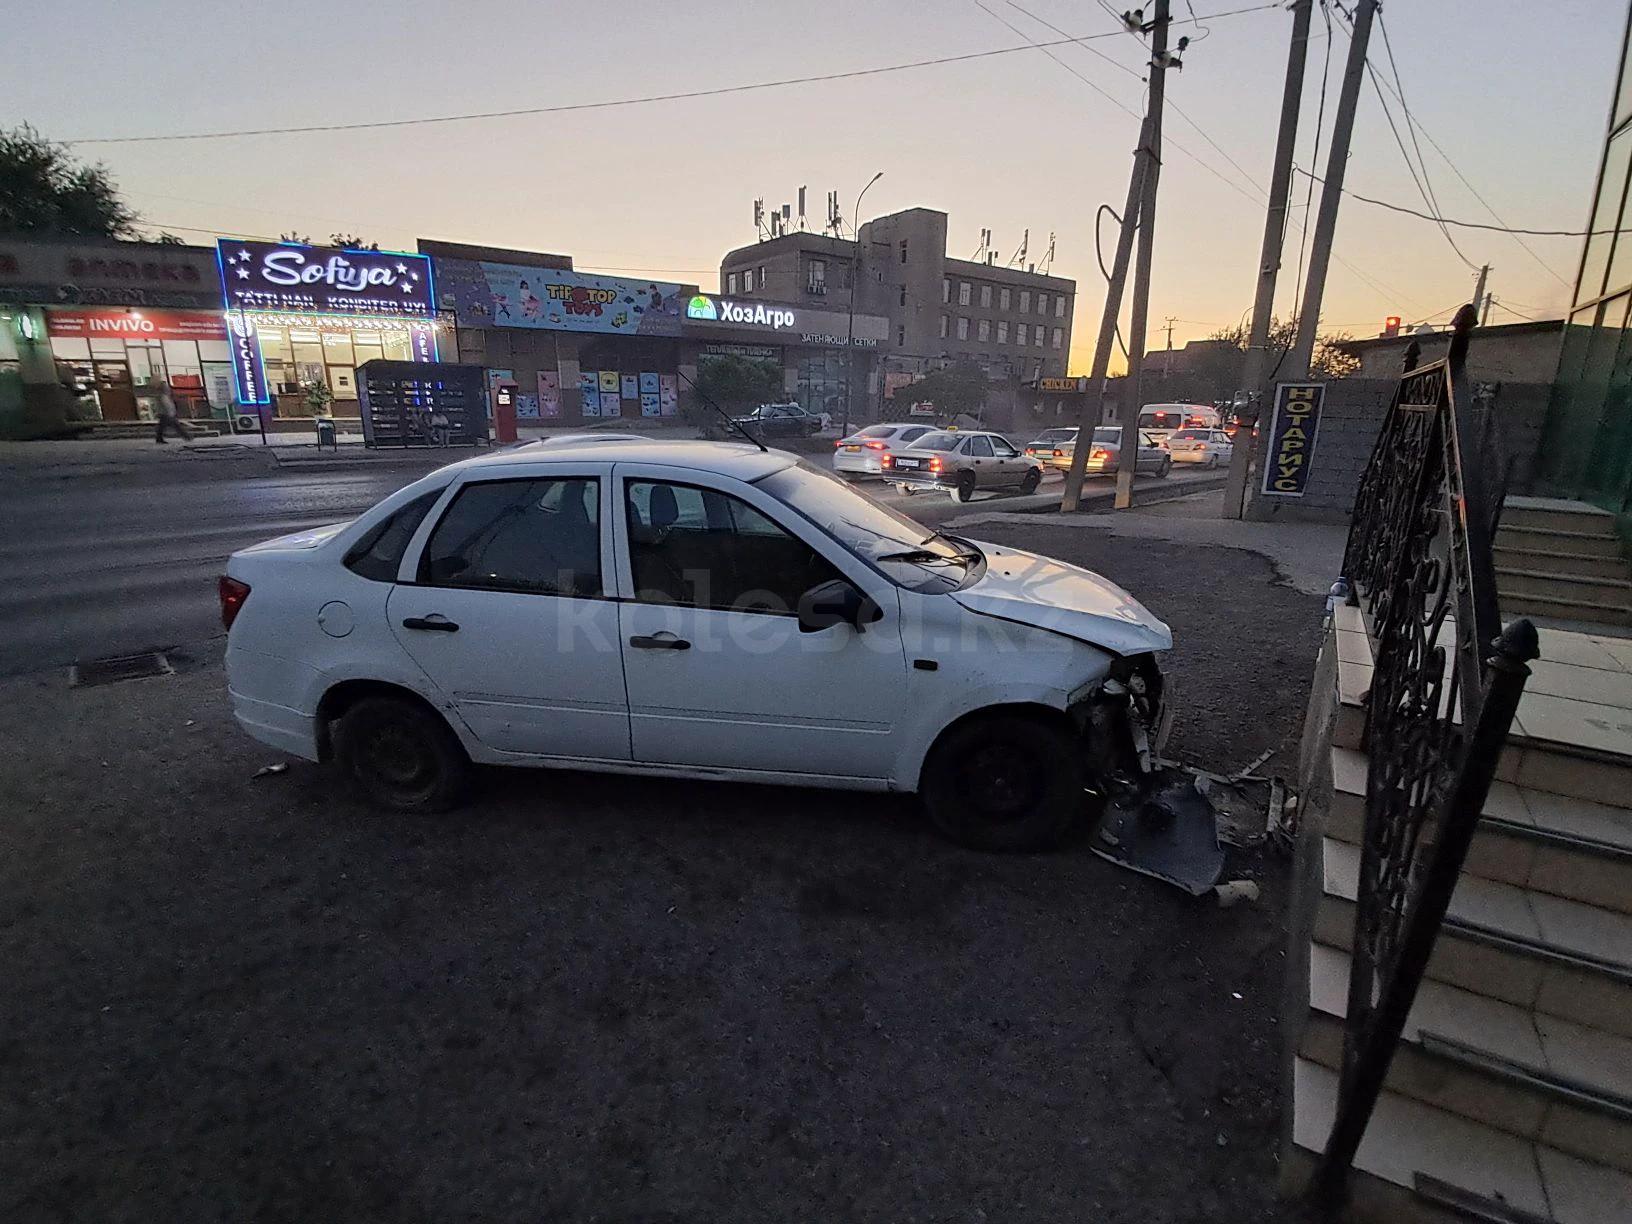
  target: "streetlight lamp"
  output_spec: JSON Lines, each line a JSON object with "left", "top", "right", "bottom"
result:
{"left": 841, "top": 171, "right": 883, "bottom": 438}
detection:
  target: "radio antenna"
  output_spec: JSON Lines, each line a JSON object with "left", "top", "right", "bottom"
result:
{"left": 675, "top": 368, "right": 768, "bottom": 453}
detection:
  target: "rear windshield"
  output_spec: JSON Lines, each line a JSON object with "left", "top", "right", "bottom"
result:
{"left": 1139, "top": 410, "right": 1182, "bottom": 428}
{"left": 1036, "top": 429, "right": 1076, "bottom": 442}
{"left": 1092, "top": 427, "right": 1123, "bottom": 444}
{"left": 914, "top": 432, "right": 961, "bottom": 451}
{"left": 1171, "top": 429, "right": 1207, "bottom": 440}
{"left": 856, "top": 424, "right": 894, "bottom": 437}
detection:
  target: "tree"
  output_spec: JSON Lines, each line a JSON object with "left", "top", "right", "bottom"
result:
{"left": 0, "top": 124, "right": 138, "bottom": 238}
{"left": 330, "top": 233, "right": 379, "bottom": 251}
{"left": 901, "top": 359, "right": 989, "bottom": 421}
{"left": 1207, "top": 316, "right": 1360, "bottom": 381}
{"left": 691, "top": 354, "right": 783, "bottom": 424}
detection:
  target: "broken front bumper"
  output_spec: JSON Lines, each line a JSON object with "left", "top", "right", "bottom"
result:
{"left": 1070, "top": 651, "right": 1172, "bottom": 781}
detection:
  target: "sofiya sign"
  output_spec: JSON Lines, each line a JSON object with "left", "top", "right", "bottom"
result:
{"left": 216, "top": 240, "right": 434, "bottom": 318}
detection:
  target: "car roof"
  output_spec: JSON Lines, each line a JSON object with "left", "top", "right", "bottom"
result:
{"left": 445, "top": 437, "right": 797, "bottom": 480}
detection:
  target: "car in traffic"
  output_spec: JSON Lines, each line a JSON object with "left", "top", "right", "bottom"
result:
{"left": 222, "top": 438, "right": 1171, "bottom": 852}
{"left": 1077, "top": 426, "right": 1173, "bottom": 478}
{"left": 1137, "top": 404, "right": 1222, "bottom": 446}
{"left": 706, "top": 401, "right": 827, "bottom": 441}
{"left": 1166, "top": 427, "right": 1235, "bottom": 467}
{"left": 1024, "top": 427, "right": 1080, "bottom": 470}
{"left": 832, "top": 422, "right": 939, "bottom": 476}
{"left": 882, "top": 430, "right": 1044, "bottom": 502}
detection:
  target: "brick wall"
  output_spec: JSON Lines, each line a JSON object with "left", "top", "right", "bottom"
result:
{"left": 1244, "top": 379, "right": 1551, "bottom": 524}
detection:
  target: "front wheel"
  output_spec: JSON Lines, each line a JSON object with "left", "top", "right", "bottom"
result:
{"left": 950, "top": 472, "right": 978, "bottom": 503}
{"left": 1205, "top": 454, "right": 1219, "bottom": 469}
{"left": 921, "top": 713, "right": 1088, "bottom": 851}
{"left": 1019, "top": 469, "right": 1042, "bottom": 495}
{"left": 333, "top": 696, "right": 469, "bottom": 813}
{"left": 1157, "top": 457, "right": 1173, "bottom": 478}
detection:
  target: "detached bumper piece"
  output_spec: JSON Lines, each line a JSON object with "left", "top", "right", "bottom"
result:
{"left": 1076, "top": 655, "right": 1224, "bottom": 896}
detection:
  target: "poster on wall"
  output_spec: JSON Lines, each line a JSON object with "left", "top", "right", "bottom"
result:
{"left": 620, "top": 374, "right": 638, "bottom": 400}
{"left": 515, "top": 393, "right": 539, "bottom": 420}
{"left": 579, "top": 371, "right": 600, "bottom": 417}
{"left": 640, "top": 392, "right": 661, "bottom": 418}
{"left": 437, "top": 259, "right": 688, "bottom": 336}
{"left": 1260, "top": 382, "right": 1326, "bottom": 498}
{"left": 600, "top": 390, "right": 622, "bottom": 417}
{"left": 597, "top": 371, "right": 619, "bottom": 394}
{"left": 538, "top": 370, "right": 561, "bottom": 418}
{"left": 639, "top": 372, "right": 660, "bottom": 395}
{"left": 659, "top": 374, "right": 678, "bottom": 417}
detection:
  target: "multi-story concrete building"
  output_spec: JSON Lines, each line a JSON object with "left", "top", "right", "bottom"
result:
{"left": 719, "top": 207, "right": 1076, "bottom": 419}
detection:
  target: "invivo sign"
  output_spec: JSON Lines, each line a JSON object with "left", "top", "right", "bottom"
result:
{"left": 216, "top": 240, "right": 434, "bottom": 318}
{"left": 685, "top": 295, "right": 796, "bottom": 331}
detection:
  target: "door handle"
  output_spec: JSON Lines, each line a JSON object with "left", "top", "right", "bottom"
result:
{"left": 629, "top": 634, "right": 690, "bottom": 651}
{"left": 402, "top": 616, "right": 459, "bottom": 632}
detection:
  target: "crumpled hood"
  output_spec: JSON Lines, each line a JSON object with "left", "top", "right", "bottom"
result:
{"left": 950, "top": 539, "right": 1172, "bottom": 655}
{"left": 239, "top": 521, "right": 351, "bottom": 552}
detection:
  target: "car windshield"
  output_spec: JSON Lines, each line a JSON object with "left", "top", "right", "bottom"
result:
{"left": 756, "top": 461, "right": 983, "bottom": 594}
{"left": 1092, "top": 427, "right": 1122, "bottom": 444}
{"left": 1171, "top": 429, "right": 1206, "bottom": 440}
{"left": 912, "top": 432, "right": 962, "bottom": 451}
{"left": 856, "top": 424, "right": 894, "bottom": 438}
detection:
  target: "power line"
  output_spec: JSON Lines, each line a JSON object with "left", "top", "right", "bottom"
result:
{"left": 64, "top": 8, "right": 1281, "bottom": 147}
{"left": 1290, "top": 168, "right": 1616, "bottom": 236}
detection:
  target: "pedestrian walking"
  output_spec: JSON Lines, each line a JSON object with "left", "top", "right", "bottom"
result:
{"left": 151, "top": 380, "right": 194, "bottom": 444}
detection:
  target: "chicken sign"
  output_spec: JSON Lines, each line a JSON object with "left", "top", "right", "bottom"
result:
{"left": 1260, "top": 382, "right": 1326, "bottom": 497}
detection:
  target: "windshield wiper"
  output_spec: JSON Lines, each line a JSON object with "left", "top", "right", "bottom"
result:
{"left": 878, "top": 542, "right": 981, "bottom": 565}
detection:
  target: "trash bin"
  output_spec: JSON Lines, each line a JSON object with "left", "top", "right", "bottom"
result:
{"left": 315, "top": 418, "right": 337, "bottom": 451}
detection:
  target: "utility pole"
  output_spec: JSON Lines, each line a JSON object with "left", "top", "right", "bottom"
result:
{"left": 1286, "top": 0, "right": 1378, "bottom": 379}
{"left": 1221, "top": 0, "right": 1313, "bottom": 520}
{"left": 1162, "top": 316, "right": 1176, "bottom": 375}
{"left": 1472, "top": 263, "right": 1491, "bottom": 325}
{"left": 1114, "top": 0, "right": 1172, "bottom": 511}
{"left": 841, "top": 171, "right": 883, "bottom": 438}
{"left": 1061, "top": 116, "right": 1152, "bottom": 512}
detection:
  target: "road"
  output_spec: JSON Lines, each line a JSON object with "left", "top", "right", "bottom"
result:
{"left": 0, "top": 445, "right": 1219, "bottom": 678}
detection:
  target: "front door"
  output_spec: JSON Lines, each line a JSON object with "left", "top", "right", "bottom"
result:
{"left": 388, "top": 472, "right": 630, "bottom": 760}
{"left": 615, "top": 472, "right": 907, "bottom": 780}
{"left": 990, "top": 435, "right": 1026, "bottom": 482}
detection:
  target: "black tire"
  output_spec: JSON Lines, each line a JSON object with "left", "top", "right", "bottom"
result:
{"left": 950, "top": 472, "right": 978, "bottom": 503}
{"left": 920, "top": 713, "right": 1087, "bottom": 851}
{"left": 333, "top": 696, "right": 469, "bottom": 813}
{"left": 1019, "top": 469, "right": 1042, "bottom": 495}
{"left": 1205, "top": 454, "right": 1219, "bottom": 469}
{"left": 1157, "top": 456, "right": 1173, "bottom": 478}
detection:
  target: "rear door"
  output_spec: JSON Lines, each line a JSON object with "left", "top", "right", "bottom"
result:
{"left": 387, "top": 466, "right": 630, "bottom": 760}
{"left": 963, "top": 433, "right": 997, "bottom": 485}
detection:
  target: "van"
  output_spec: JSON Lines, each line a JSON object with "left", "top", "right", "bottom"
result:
{"left": 1137, "top": 403, "right": 1221, "bottom": 446}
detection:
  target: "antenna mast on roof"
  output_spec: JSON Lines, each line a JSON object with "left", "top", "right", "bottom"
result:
{"left": 753, "top": 198, "right": 766, "bottom": 241}
{"left": 1038, "top": 232, "right": 1057, "bottom": 275}
{"left": 797, "top": 186, "right": 807, "bottom": 231}
{"left": 1008, "top": 228, "right": 1029, "bottom": 268}
{"left": 971, "top": 227, "right": 993, "bottom": 263}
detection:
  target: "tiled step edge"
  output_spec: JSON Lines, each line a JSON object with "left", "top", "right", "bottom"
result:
{"left": 1290, "top": 1058, "right": 1632, "bottom": 1222}
{"left": 1503, "top": 593, "right": 1632, "bottom": 626}
{"left": 1495, "top": 547, "right": 1631, "bottom": 580}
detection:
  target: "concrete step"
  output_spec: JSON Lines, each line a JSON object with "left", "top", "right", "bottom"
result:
{"left": 1301, "top": 942, "right": 1632, "bottom": 1175}
{"left": 1316, "top": 836, "right": 1632, "bottom": 1039}
{"left": 1504, "top": 498, "right": 1620, "bottom": 537}
{"left": 1497, "top": 526, "right": 1625, "bottom": 558}
{"left": 1500, "top": 568, "right": 1632, "bottom": 607}
{"left": 1495, "top": 546, "right": 1632, "bottom": 582}
{"left": 1326, "top": 747, "right": 1632, "bottom": 915}
{"left": 1504, "top": 592, "right": 1632, "bottom": 628}
{"left": 1286, "top": 1057, "right": 1632, "bottom": 1222}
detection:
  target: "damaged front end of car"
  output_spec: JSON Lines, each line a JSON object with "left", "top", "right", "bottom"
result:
{"left": 1069, "top": 650, "right": 1172, "bottom": 792}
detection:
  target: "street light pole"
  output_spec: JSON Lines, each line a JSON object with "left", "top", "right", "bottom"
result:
{"left": 842, "top": 171, "right": 883, "bottom": 439}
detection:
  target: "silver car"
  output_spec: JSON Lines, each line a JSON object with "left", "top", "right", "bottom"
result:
{"left": 884, "top": 429, "right": 1044, "bottom": 502}
{"left": 1166, "top": 427, "right": 1235, "bottom": 468}
{"left": 832, "top": 422, "right": 940, "bottom": 476}
{"left": 1081, "top": 426, "right": 1172, "bottom": 478}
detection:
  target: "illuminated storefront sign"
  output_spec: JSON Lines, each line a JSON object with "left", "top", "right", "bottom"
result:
{"left": 1260, "top": 382, "right": 1326, "bottom": 497}
{"left": 1037, "top": 376, "right": 1089, "bottom": 393}
{"left": 227, "top": 313, "right": 271, "bottom": 406}
{"left": 46, "top": 308, "right": 226, "bottom": 341}
{"left": 216, "top": 240, "right": 434, "bottom": 318}
{"left": 686, "top": 295, "right": 796, "bottom": 330}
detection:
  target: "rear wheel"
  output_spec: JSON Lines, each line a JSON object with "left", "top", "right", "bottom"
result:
{"left": 921, "top": 713, "right": 1087, "bottom": 851}
{"left": 1019, "top": 469, "right": 1042, "bottom": 495}
{"left": 334, "top": 696, "right": 469, "bottom": 813}
{"left": 950, "top": 472, "right": 978, "bottom": 503}
{"left": 1157, "top": 456, "right": 1173, "bottom": 478}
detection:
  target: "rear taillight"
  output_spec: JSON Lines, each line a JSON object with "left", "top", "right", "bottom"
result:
{"left": 1091, "top": 447, "right": 1110, "bottom": 460}
{"left": 929, "top": 457, "right": 943, "bottom": 472}
{"left": 834, "top": 439, "right": 847, "bottom": 448}
{"left": 1052, "top": 448, "right": 1063, "bottom": 457}
{"left": 864, "top": 440, "right": 887, "bottom": 450}
{"left": 219, "top": 576, "right": 251, "bottom": 630}
{"left": 881, "top": 454, "right": 894, "bottom": 468}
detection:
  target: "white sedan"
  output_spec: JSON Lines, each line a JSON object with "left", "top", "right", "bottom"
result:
{"left": 831, "top": 421, "right": 940, "bottom": 476}
{"left": 1166, "top": 428, "right": 1235, "bottom": 467}
{"left": 222, "top": 439, "right": 1172, "bottom": 851}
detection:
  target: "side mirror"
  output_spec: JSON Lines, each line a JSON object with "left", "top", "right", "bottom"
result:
{"left": 797, "top": 578, "right": 882, "bottom": 634}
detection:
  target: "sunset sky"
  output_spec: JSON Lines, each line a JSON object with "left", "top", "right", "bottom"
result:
{"left": 6, "top": 1, "right": 1623, "bottom": 373}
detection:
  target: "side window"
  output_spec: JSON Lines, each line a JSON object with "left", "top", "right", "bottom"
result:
{"left": 625, "top": 480, "right": 841, "bottom": 614}
{"left": 965, "top": 435, "right": 994, "bottom": 457}
{"left": 991, "top": 437, "right": 1019, "bottom": 457}
{"left": 345, "top": 488, "right": 443, "bottom": 582}
{"left": 420, "top": 478, "right": 601, "bottom": 597}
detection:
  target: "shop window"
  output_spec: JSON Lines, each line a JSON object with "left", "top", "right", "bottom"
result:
{"left": 939, "top": 315, "right": 948, "bottom": 339}
{"left": 1019, "top": 290, "right": 1031, "bottom": 312}
{"left": 383, "top": 331, "right": 413, "bottom": 362}
{"left": 978, "top": 320, "right": 991, "bottom": 342}
{"left": 958, "top": 282, "right": 971, "bottom": 307}
{"left": 956, "top": 318, "right": 969, "bottom": 340}
{"left": 998, "top": 321, "right": 1009, "bottom": 344}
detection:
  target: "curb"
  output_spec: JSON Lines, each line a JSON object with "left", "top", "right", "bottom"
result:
{"left": 996, "top": 473, "right": 1229, "bottom": 516}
